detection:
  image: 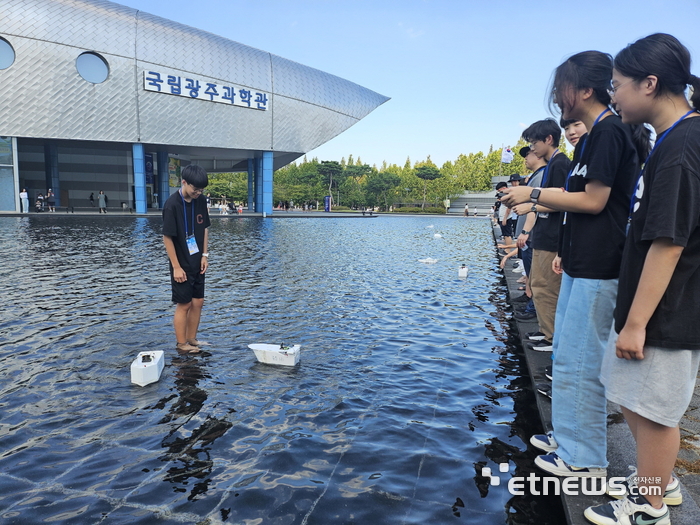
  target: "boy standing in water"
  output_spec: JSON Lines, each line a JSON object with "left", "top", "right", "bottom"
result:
{"left": 162, "top": 165, "right": 211, "bottom": 354}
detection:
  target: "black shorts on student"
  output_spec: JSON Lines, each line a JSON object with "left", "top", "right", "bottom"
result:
{"left": 500, "top": 223, "right": 513, "bottom": 237}
{"left": 171, "top": 270, "right": 205, "bottom": 304}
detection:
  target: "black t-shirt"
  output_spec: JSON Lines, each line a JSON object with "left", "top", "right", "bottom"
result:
{"left": 614, "top": 116, "right": 700, "bottom": 349}
{"left": 162, "top": 189, "right": 211, "bottom": 273}
{"left": 560, "top": 115, "right": 639, "bottom": 279}
{"left": 531, "top": 152, "right": 569, "bottom": 252}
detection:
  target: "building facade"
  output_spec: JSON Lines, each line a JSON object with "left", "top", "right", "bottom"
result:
{"left": 0, "top": 0, "right": 388, "bottom": 213}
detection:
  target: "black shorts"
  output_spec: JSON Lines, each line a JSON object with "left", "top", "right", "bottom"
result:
{"left": 499, "top": 222, "right": 512, "bottom": 237}
{"left": 171, "top": 269, "right": 205, "bottom": 304}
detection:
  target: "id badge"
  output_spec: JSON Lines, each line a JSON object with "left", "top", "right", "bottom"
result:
{"left": 186, "top": 235, "right": 199, "bottom": 255}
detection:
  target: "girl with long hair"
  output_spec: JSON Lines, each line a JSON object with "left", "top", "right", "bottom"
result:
{"left": 501, "top": 50, "right": 648, "bottom": 480}
{"left": 584, "top": 33, "right": 700, "bottom": 525}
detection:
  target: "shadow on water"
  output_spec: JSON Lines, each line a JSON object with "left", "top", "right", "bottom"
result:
{"left": 0, "top": 215, "right": 564, "bottom": 524}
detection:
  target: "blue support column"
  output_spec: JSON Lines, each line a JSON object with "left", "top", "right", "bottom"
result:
{"left": 254, "top": 156, "right": 263, "bottom": 213}
{"left": 261, "top": 151, "right": 273, "bottom": 215}
{"left": 247, "top": 158, "right": 254, "bottom": 212}
{"left": 158, "top": 151, "right": 170, "bottom": 208}
{"left": 133, "top": 143, "right": 146, "bottom": 214}
{"left": 44, "top": 142, "right": 60, "bottom": 207}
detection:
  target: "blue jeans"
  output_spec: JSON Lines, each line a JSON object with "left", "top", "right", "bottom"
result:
{"left": 551, "top": 272, "right": 618, "bottom": 468}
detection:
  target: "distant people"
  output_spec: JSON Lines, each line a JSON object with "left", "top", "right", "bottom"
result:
{"left": 206, "top": 193, "right": 211, "bottom": 208}
{"left": 474, "top": 206, "right": 478, "bottom": 216}
{"left": 464, "top": 203, "right": 469, "bottom": 217}
{"left": 46, "top": 189, "right": 56, "bottom": 212}
{"left": 162, "top": 165, "right": 211, "bottom": 355}
{"left": 37, "top": 192, "right": 45, "bottom": 211}
{"left": 35, "top": 196, "right": 42, "bottom": 212}
{"left": 98, "top": 190, "right": 107, "bottom": 213}
{"left": 89, "top": 192, "right": 95, "bottom": 207}
{"left": 19, "top": 188, "right": 29, "bottom": 213}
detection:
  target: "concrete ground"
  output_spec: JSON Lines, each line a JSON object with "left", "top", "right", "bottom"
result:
{"left": 495, "top": 225, "right": 700, "bottom": 525}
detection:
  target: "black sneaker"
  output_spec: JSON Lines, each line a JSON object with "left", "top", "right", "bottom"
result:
{"left": 512, "top": 294, "right": 530, "bottom": 303}
{"left": 526, "top": 331, "right": 546, "bottom": 341}
{"left": 536, "top": 382, "right": 552, "bottom": 399}
{"left": 544, "top": 365, "right": 552, "bottom": 381}
{"left": 514, "top": 310, "right": 537, "bottom": 321}
{"left": 529, "top": 340, "right": 553, "bottom": 352}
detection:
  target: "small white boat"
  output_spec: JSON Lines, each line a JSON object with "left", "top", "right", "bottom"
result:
{"left": 459, "top": 265, "right": 469, "bottom": 278}
{"left": 131, "top": 350, "right": 165, "bottom": 387}
{"left": 433, "top": 233, "right": 443, "bottom": 238}
{"left": 249, "top": 343, "right": 301, "bottom": 366}
{"left": 418, "top": 257, "right": 438, "bottom": 264}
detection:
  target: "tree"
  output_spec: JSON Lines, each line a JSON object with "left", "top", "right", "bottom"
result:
{"left": 317, "top": 160, "right": 344, "bottom": 209}
{"left": 415, "top": 165, "right": 442, "bottom": 209}
{"left": 366, "top": 170, "right": 400, "bottom": 210}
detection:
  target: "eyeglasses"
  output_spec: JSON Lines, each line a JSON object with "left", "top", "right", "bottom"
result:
{"left": 607, "top": 79, "right": 635, "bottom": 97}
{"left": 528, "top": 140, "right": 540, "bottom": 149}
{"left": 186, "top": 181, "right": 204, "bottom": 194}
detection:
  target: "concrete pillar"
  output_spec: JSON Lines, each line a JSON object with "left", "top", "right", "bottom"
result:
{"left": 44, "top": 141, "right": 60, "bottom": 207}
{"left": 0, "top": 137, "right": 19, "bottom": 211}
{"left": 158, "top": 151, "right": 170, "bottom": 208}
{"left": 254, "top": 156, "right": 263, "bottom": 213}
{"left": 133, "top": 143, "right": 146, "bottom": 214}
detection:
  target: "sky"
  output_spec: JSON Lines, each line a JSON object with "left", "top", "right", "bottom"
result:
{"left": 122, "top": 0, "right": 700, "bottom": 168}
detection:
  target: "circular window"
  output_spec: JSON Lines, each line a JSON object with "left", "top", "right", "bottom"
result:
{"left": 76, "top": 52, "right": 109, "bottom": 84}
{"left": 0, "top": 37, "right": 15, "bottom": 70}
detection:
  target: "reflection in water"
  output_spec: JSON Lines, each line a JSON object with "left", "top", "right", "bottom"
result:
{"left": 0, "top": 215, "right": 564, "bottom": 524}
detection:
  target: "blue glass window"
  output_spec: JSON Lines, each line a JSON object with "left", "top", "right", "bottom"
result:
{"left": 0, "top": 37, "right": 15, "bottom": 70}
{"left": 76, "top": 52, "right": 109, "bottom": 84}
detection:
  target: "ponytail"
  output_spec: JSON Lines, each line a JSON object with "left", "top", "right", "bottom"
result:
{"left": 690, "top": 74, "right": 700, "bottom": 111}
{"left": 630, "top": 124, "right": 651, "bottom": 164}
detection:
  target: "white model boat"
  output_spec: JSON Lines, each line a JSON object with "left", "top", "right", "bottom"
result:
{"left": 130, "top": 350, "right": 165, "bottom": 387}
{"left": 249, "top": 343, "right": 301, "bottom": 366}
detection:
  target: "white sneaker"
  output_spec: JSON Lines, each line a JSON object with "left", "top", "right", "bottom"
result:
{"left": 584, "top": 494, "right": 670, "bottom": 525}
{"left": 606, "top": 466, "right": 682, "bottom": 506}
{"left": 535, "top": 452, "right": 606, "bottom": 478}
{"left": 512, "top": 264, "right": 525, "bottom": 273}
{"left": 530, "top": 431, "right": 558, "bottom": 452}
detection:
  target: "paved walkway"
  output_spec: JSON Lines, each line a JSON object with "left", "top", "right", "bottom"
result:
{"left": 495, "top": 225, "right": 700, "bottom": 524}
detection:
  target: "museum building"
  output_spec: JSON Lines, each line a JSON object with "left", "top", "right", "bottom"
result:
{"left": 0, "top": 0, "right": 388, "bottom": 213}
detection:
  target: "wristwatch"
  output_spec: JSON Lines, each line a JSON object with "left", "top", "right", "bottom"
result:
{"left": 530, "top": 188, "right": 541, "bottom": 203}
{"left": 202, "top": 252, "right": 209, "bottom": 257}
{"left": 521, "top": 230, "right": 530, "bottom": 235}
{"left": 530, "top": 204, "right": 537, "bottom": 213}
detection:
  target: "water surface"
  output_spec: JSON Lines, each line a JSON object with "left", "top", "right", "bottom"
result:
{"left": 0, "top": 215, "right": 563, "bottom": 524}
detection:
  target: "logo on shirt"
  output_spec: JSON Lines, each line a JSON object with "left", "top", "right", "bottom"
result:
{"left": 197, "top": 214, "right": 204, "bottom": 224}
{"left": 570, "top": 162, "right": 588, "bottom": 178}
{"left": 633, "top": 177, "right": 645, "bottom": 214}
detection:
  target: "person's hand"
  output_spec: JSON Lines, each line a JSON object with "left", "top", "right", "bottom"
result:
{"left": 173, "top": 267, "right": 187, "bottom": 283}
{"left": 200, "top": 256, "right": 208, "bottom": 274}
{"left": 500, "top": 186, "right": 531, "bottom": 207}
{"left": 552, "top": 256, "right": 563, "bottom": 275}
{"left": 616, "top": 324, "right": 646, "bottom": 360}
{"left": 516, "top": 233, "right": 529, "bottom": 249}
{"left": 499, "top": 257, "right": 507, "bottom": 269}
{"left": 513, "top": 203, "right": 532, "bottom": 216}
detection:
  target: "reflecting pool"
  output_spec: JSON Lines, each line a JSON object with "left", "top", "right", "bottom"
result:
{"left": 0, "top": 215, "right": 564, "bottom": 524}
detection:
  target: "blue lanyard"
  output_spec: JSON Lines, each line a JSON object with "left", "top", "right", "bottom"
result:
{"left": 627, "top": 109, "right": 697, "bottom": 222}
{"left": 180, "top": 189, "right": 195, "bottom": 237}
{"left": 540, "top": 149, "right": 559, "bottom": 187}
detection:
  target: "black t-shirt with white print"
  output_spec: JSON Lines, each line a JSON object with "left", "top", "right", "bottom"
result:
{"left": 614, "top": 116, "right": 700, "bottom": 349}
{"left": 559, "top": 115, "right": 639, "bottom": 279}
{"left": 162, "top": 189, "right": 211, "bottom": 274}
{"left": 530, "top": 152, "right": 569, "bottom": 252}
